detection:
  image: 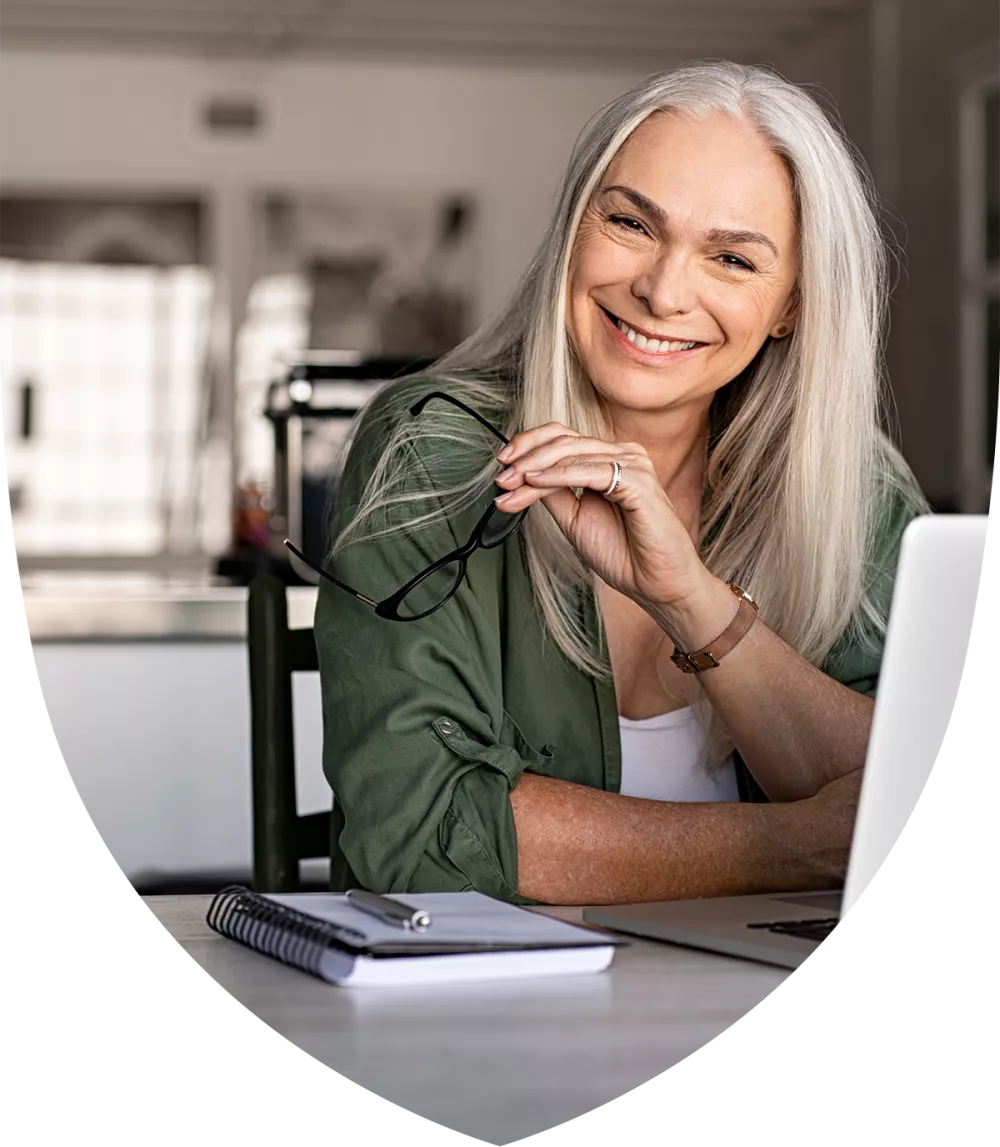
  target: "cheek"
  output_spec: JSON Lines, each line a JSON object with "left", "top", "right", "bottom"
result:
{"left": 711, "top": 286, "right": 780, "bottom": 345}
{"left": 566, "top": 251, "right": 604, "bottom": 343}
{"left": 570, "top": 233, "right": 637, "bottom": 298}
{"left": 568, "top": 248, "right": 599, "bottom": 304}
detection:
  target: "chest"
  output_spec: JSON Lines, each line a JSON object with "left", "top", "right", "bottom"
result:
{"left": 598, "top": 585, "right": 700, "bottom": 720}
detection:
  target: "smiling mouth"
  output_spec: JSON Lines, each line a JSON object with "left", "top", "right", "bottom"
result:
{"left": 600, "top": 306, "right": 706, "bottom": 354}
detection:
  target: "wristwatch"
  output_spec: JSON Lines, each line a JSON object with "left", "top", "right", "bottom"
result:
{"left": 669, "top": 583, "right": 759, "bottom": 674}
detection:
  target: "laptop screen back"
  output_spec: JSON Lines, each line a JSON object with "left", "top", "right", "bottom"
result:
{"left": 843, "top": 515, "right": 987, "bottom": 911}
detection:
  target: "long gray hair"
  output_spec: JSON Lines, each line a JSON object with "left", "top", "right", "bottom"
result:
{"left": 332, "top": 60, "right": 922, "bottom": 706}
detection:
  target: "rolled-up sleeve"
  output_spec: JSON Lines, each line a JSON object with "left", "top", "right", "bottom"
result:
{"left": 314, "top": 402, "right": 540, "bottom": 900}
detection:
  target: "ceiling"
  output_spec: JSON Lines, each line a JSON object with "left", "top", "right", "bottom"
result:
{"left": 0, "top": 0, "right": 868, "bottom": 65}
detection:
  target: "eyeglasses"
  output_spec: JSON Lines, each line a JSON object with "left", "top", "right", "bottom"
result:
{"left": 284, "top": 391, "right": 527, "bottom": 621}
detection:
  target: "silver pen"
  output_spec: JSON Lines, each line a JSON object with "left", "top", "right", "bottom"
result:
{"left": 345, "top": 888, "right": 431, "bottom": 932}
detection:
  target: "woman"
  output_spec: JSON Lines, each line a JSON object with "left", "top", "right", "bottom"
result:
{"left": 307, "top": 61, "right": 926, "bottom": 905}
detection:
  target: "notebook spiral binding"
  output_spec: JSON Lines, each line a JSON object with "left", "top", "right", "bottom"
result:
{"left": 206, "top": 886, "right": 367, "bottom": 979}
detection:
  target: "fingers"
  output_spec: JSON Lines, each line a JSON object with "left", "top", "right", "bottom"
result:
{"left": 495, "top": 482, "right": 580, "bottom": 520}
{"left": 496, "top": 422, "right": 582, "bottom": 464}
{"left": 494, "top": 424, "right": 653, "bottom": 516}
{"left": 495, "top": 456, "right": 645, "bottom": 511}
{"left": 497, "top": 446, "right": 651, "bottom": 498}
{"left": 496, "top": 435, "right": 645, "bottom": 485}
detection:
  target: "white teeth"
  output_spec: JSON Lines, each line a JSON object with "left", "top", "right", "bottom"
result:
{"left": 614, "top": 315, "right": 698, "bottom": 354}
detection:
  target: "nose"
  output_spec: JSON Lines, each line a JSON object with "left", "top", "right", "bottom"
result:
{"left": 631, "top": 247, "right": 697, "bottom": 317}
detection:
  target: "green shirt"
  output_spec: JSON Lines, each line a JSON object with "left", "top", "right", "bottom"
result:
{"left": 314, "top": 379, "right": 921, "bottom": 901}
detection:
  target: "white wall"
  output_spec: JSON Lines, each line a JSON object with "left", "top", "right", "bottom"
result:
{"left": 0, "top": 50, "right": 645, "bottom": 319}
{"left": 31, "top": 638, "right": 327, "bottom": 887}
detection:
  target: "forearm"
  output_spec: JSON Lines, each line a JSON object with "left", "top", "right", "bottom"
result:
{"left": 650, "top": 574, "right": 874, "bottom": 801}
{"left": 509, "top": 772, "right": 851, "bottom": 905}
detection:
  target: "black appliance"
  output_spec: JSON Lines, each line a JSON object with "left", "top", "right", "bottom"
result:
{"left": 263, "top": 354, "right": 432, "bottom": 581}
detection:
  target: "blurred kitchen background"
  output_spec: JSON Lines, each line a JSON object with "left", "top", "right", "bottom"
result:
{"left": 2, "top": 1, "right": 997, "bottom": 892}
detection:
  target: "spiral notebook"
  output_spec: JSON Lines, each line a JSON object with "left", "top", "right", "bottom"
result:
{"left": 206, "top": 886, "right": 623, "bottom": 986}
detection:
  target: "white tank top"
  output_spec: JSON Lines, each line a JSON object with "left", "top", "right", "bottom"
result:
{"left": 618, "top": 707, "right": 740, "bottom": 802}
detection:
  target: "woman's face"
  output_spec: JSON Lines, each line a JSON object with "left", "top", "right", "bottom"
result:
{"left": 567, "top": 110, "right": 799, "bottom": 424}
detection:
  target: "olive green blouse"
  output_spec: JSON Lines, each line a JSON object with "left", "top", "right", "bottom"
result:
{"left": 313, "top": 379, "right": 921, "bottom": 902}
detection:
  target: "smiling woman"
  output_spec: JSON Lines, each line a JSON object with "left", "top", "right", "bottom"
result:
{"left": 568, "top": 116, "right": 799, "bottom": 410}
{"left": 312, "top": 61, "right": 927, "bottom": 906}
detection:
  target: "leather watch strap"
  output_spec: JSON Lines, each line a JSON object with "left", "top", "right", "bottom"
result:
{"left": 670, "top": 584, "right": 759, "bottom": 674}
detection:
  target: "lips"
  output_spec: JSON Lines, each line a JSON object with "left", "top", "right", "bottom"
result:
{"left": 596, "top": 305, "right": 706, "bottom": 344}
{"left": 599, "top": 306, "right": 707, "bottom": 356}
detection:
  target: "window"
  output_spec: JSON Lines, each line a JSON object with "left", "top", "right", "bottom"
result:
{"left": 0, "top": 196, "right": 216, "bottom": 560}
{"left": 234, "top": 270, "right": 311, "bottom": 489}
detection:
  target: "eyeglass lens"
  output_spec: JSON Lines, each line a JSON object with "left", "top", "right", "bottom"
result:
{"left": 395, "top": 559, "right": 465, "bottom": 619}
{"left": 285, "top": 393, "right": 525, "bottom": 617}
{"left": 480, "top": 504, "right": 524, "bottom": 547}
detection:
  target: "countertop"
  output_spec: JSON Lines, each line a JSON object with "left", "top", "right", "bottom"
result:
{"left": 21, "top": 575, "right": 318, "bottom": 640}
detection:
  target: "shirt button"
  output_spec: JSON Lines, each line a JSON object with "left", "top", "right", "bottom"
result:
{"left": 439, "top": 719, "right": 455, "bottom": 734}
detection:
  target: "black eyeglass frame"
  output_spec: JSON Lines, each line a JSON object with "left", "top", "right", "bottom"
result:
{"left": 284, "top": 391, "right": 527, "bottom": 621}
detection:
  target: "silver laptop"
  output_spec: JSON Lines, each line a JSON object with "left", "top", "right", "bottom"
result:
{"left": 584, "top": 515, "right": 988, "bottom": 968}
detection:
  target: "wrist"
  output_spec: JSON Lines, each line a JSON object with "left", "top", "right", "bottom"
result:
{"left": 647, "top": 570, "right": 739, "bottom": 653}
{"left": 764, "top": 789, "right": 852, "bottom": 888}
{"left": 737, "top": 801, "right": 827, "bottom": 896}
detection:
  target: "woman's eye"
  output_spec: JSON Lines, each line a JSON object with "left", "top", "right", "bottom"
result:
{"left": 718, "top": 253, "right": 754, "bottom": 271}
{"left": 608, "top": 214, "right": 648, "bottom": 235}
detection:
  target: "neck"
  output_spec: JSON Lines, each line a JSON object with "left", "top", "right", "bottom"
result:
{"left": 604, "top": 396, "right": 711, "bottom": 497}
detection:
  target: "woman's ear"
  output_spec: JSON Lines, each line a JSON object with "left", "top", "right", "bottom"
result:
{"left": 770, "top": 287, "right": 800, "bottom": 339}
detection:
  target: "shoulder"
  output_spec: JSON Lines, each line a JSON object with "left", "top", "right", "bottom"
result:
{"left": 330, "top": 371, "right": 514, "bottom": 549}
{"left": 866, "top": 445, "right": 929, "bottom": 609}
{"left": 821, "top": 446, "right": 927, "bottom": 695}
{"left": 344, "top": 375, "right": 436, "bottom": 469}
{"left": 343, "top": 372, "right": 512, "bottom": 501}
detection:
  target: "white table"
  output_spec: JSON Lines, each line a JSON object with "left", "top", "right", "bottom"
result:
{"left": 147, "top": 895, "right": 788, "bottom": 1145}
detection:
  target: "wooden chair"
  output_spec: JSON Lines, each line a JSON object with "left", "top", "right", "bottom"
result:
{"left": 247, "top": 575, "right": 330, "bottom": 892}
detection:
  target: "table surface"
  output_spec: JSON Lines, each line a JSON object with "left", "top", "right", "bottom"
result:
{"left": 148, "top": 894, "right": 787, "bottom": 1144}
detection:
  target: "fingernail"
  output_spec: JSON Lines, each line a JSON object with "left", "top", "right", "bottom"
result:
{"left": 494, "top": 491, "right": 514, "bottom": 503}
{"left": 496, "top": 467, "right": 515, "bottom": 481}
{"left": 524, "top": 470, "right": 542, "bottom": 476}
{"left": 497, "top": 445, "right": 513, "bottom": 462}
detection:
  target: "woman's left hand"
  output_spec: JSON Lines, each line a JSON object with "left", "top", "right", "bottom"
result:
{"left": 493, "top": 422, "right": 710, "bottom": 614}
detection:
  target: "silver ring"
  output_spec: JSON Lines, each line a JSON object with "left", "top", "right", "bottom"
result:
{"left": 602, "top": 460, "right": 623, "bottom": 498}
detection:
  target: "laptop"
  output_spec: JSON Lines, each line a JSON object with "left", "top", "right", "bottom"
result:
{"left": 584, "top": 515, "right": 988, "bottom": 969}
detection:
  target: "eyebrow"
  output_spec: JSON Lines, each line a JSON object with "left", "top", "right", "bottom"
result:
{"left": 597, "top": 184, "right": 780, "bottom": 258}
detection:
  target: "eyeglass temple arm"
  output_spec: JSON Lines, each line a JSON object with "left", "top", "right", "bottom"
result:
{"left": 282, "top": 540, "right": 378, "bottom": 609}
{"left": 409, "top": 391, "right": 511, "bottom": 446}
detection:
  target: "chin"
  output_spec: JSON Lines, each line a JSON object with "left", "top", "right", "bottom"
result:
{"left": 587, "top": 362, "right": 687, "bottom": 410}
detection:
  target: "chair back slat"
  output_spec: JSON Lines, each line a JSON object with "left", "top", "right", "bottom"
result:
{"left": 248, "top": 576, "right": 329, "bottom": 892}
{"left": 287, "top": 625, "right": 320, "bottom": 672}
{"left": 295, "top": 810, "right": 331, "bottom": 861}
